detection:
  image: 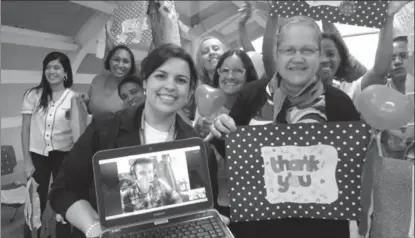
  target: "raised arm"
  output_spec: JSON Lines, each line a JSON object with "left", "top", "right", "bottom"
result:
{"left": 321, "top": 20, "right": 367, "bottom": 81}
{"left": 148, "top": 1, "right": 164, "bottom": 48}
{"left": 238, "top": 2, "right": 256, "bottom": 52}
{"left": 148, "top": 3, "right": 182, "bottom": 48}
{"left": 262, "top": 11, "right": 279, "bottom": 78}
{"left": 360, "top": 1, "right": 410, "bottom": 90}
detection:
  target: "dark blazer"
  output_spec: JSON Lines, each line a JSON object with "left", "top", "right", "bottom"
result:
{"left": 49, "top": 105, "right": 218, "bottom": 237}
{"left": 213, "top": 78, "right": 361, "bottom": 238}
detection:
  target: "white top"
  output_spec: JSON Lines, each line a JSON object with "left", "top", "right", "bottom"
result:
{"left": 333, "top": 78, "right": 362, "bottom": 109}
{"left": 144, "top": 122, "right": 169, "bottom": 144}
{"left": 21, "top": 88, "right": 77, "bottom": 156}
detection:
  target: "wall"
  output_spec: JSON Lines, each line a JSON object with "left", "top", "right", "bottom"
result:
{"left": 0, "top": 43, "right": 103, "bottom": 161}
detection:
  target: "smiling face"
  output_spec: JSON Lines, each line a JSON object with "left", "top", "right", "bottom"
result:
{"left": 318, "top": 38, "right": 341, "bottom": 81}
{"left": 109, "top": 49, "right": 133, "bottom": 79}
{"left": 218, "top": 54, "right": 247, "bottom": 95}
{"left": 134, "top": 162, "right": 154, "bottom": 193}
{"left": 44, "top": 59, "right": 67, "bottom": 86}
{"left": 390, "top": 40, "right": 409, "bottom": 80}
{"left": 143, "top": 57, "right": 191, "bottom": 115}
{"left": 119, "top": 82, "right": 145, "bottom": 108}
{"left": 276, "top": 25, "right": 321, "bottom": 87}
{"left": 199, "top": 38, "right": 225, "bottom": 72}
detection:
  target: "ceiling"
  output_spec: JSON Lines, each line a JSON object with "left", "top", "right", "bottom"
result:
{"left": 1, "top": 1, "right": 266, "bottom": 73}
{"left": 2, "top": 1, "right": 95, "bottom": 36}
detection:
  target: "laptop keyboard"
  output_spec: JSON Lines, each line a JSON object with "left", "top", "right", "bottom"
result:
{"left": 114, "top": 216, "right": 227, "bottom": 238}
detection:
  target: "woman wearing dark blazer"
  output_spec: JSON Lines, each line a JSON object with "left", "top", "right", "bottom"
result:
{"left": 49, "top": 44, "right": 221, "bottom": 238}
{"left": 209, "top": 16, "right": 360, "bottom": 238}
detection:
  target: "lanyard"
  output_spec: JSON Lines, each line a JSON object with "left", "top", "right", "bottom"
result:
{"left": 139, "top": 112, "right": 177, "bottom": 145}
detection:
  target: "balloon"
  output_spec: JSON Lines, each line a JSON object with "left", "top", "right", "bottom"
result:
{"left": 195, "top": 84, "right": 226, "bottom": 117}
{"left": 247, "top": 51, "right": 265, "bottom": 79}
{"left": 358, "top": 85, "right": 414, "bottom": 130}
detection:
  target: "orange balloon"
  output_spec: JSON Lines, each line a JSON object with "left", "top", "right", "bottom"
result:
{"left": 195, "top": 84, "right": 226, "bottom": 117}
{"left": 358, "top": 85, "right": 414, "bottom": 130}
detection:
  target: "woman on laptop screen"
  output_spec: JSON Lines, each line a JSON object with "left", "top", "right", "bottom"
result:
{"left": 49, "top": 44, "right": 220, "bottom": 238}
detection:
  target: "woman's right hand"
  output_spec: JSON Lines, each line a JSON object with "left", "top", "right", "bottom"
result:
{"left": 85, "top": 222, "right": 104, "bottom": 238}
{"left": 24, "top": 156, "right": 35, "bottom": 179}
{"left": 238, "top": 1, "right": 253, "bottom": 25}
{"left": 195, "top": 117, "right": 214, "bottom": 138}
{"left": 209, "top": 114, "right": 237, "bottom": 139}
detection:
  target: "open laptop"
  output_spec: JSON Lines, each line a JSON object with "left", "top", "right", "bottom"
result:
{"left": 92, "top": 137, "right": 234, "bottom": 238}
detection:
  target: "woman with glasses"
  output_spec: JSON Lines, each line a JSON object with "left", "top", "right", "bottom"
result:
{"left": 193, "top": 49, "right": 258, "bottom": 138}
{"left": 193, "top": 50, "right": 258, "bottom": 215}
{"left": 207, "top": 15, "right": 361, "bottom": 238}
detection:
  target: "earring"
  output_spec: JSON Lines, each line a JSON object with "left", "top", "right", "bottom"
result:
{"left": 64, "top": 76, "right": 67, "bottom": 81}
{"left": 143, "top": 89, "right": 146, "bottom": 95}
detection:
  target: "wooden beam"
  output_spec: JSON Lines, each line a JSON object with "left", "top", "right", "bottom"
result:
{"left": 1, "top": 26, "right": 79, "bottom": 51}
{"left": 175, "top": 1, "right": 193, "bottom": 17}
{"left": 71, "top": 12, "right": 111, "bottom": 74}
{"left": 253, "top": 11, "right": 267, "bottom": 28}
{"left": 226, "top": 22, "right": 264, "bottom": 45}
{"left": 69, "top": 1, "right": 117, "bottom": 15}
{"left": 190, "top": 1, "right": 218, "bottom": 18}
{"left": 1, "top": 69, "right": 96, "bottom": 84}
{"left": 188, "top": 9, "right": 241, "bottom": 38}
{"left": 220, "top": 17, "right": 256, "bottom": 36}
{"left": 1, "top": 116, "right": 22, "bottom": 129}
{"left": 85, "top": 46, "right": 149, "bottom": 61}
{"left": 231, "top": 1, "right": 244, "bottom": 8}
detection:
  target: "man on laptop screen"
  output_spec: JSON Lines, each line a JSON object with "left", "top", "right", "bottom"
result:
{"left": 122, "top": 157, "right": 182, "bottom": 212}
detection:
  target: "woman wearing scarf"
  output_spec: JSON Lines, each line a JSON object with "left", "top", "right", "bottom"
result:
{"left": 208, "top": 15, "right": 360, "bottom": 238}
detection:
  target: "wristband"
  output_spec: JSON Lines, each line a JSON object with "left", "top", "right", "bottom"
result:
{"left": 85, "top": 221, "right": 100, "bottom": 238}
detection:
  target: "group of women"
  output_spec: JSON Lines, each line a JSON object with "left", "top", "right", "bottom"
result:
{"left": 21, "top": 1, "right": 412, "bottom": 238}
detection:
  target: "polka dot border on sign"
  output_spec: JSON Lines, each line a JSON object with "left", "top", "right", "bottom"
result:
{"left": 270, "top": 1, "right": 389, "bottom": 29}
{"left": 225, "top": 122, "right": 371, "bottom": 223}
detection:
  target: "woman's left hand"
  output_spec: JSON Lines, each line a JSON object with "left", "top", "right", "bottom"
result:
{"left": 238, "top": 1, "right": 253, "bottom": 25}
{"left": 387, "top": 1, "right": 411, "bottom": 16}
{"left": 159, "top": 4, "right": 178, "bottom": 24}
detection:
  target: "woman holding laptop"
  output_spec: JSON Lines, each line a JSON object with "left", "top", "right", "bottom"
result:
{"left": 49, "top": 44, "right": 223, "bottom": 238}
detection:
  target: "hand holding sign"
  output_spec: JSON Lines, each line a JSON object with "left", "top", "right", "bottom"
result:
{"left": 387, "top": 1, "right": 412, "bottom": 17}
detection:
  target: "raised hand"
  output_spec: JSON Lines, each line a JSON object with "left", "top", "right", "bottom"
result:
{"left": 159, "top": 4, "right": 178, "bottom": 23}
{"left": 387, "top": 1, "right": 411, "bottom": 16}
{"left": 238, "top": 1, "right": 253, "bottom": 25}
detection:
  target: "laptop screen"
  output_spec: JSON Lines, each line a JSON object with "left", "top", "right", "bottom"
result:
{"left": 96, "top": 145, "right": 210, "bottom": 222}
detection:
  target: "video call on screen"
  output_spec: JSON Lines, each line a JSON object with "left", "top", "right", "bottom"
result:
{"left": 98, "top": 147, "right": 208, "bottom": 218}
